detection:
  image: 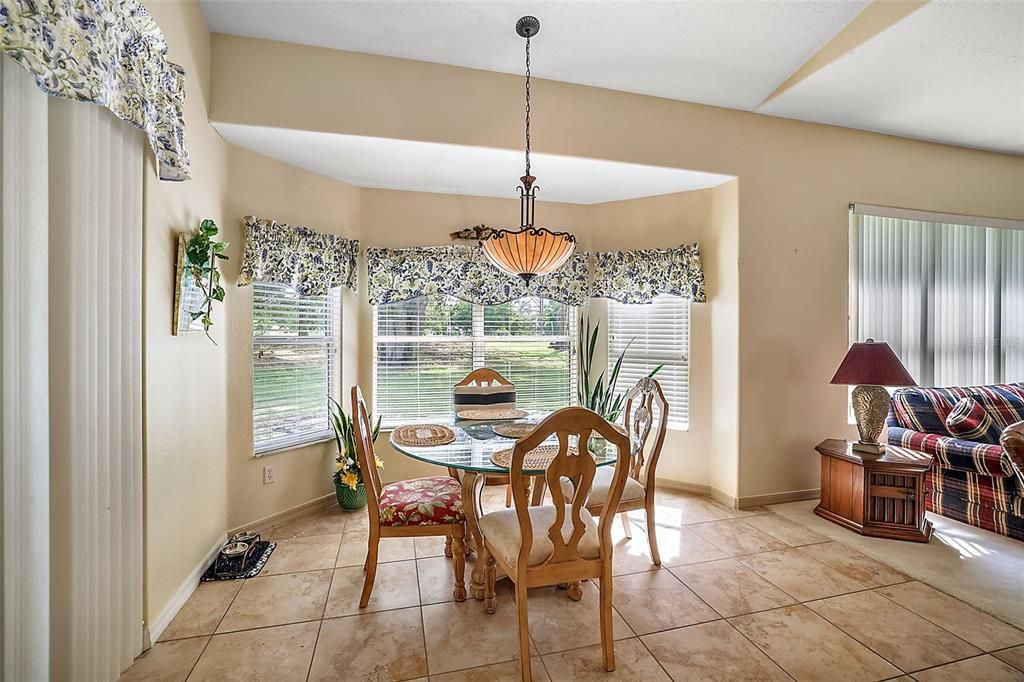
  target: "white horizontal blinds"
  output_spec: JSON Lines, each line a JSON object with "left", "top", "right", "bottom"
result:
{"left": 375, "top": 296, "right": 474, "bottom": 427}
{"left": 608, "top": 295, "right": 690, "bottom": 429}
{"left": 374, "top": 295, "right": 573, "bottom": 426}
{"left": 252, "top": 282, "right": 339, "bottom": 452}
{"left": 852, "top": 211, "right": 1024, "bottom": 386}
{"left": 482, "top": 297, "right": 574, "bottom": 411}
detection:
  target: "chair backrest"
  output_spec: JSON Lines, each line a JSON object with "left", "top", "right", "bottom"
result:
{"left": 351, "top": 385, "right": 383, "bottom": 524}
{"left": 453, "top": 368, "right": 517, "bottom": 412}
{"left": 509, "top": 407, "right": 631, "bottom": 571}
{"left": 622, "top": 377, "right": 669, "bottom": 489}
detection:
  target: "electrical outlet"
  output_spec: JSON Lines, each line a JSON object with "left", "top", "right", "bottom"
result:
{"left": 263, "top": 465, "right": 276, "bottom": 485}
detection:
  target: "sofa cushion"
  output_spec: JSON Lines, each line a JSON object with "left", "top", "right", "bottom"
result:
{"left": 890, "top": 383, "right": 1024, "bottom": 435}
{"left": 946, "top": 397, "right": 1004, "bottom": 444}
{"left": 887, "top": 426, "right": 1014, "bottom": 478}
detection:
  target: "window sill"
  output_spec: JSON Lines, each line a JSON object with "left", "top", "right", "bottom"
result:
{"left": 254, "top": 434, "right": 336, "bottom": 458}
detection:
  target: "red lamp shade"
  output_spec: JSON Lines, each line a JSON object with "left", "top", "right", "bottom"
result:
{"left": 830, "top": 339, "right": 916, "bottom": 387}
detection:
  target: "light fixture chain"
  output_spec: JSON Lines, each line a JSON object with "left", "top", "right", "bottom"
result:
{"left": 524, "top": 34, "right": 531, "bottom": 178}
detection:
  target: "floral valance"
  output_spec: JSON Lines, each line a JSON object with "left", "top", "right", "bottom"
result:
{"left": 366, "top": 245, "right": 589, "bottom": 306}
{"left": 238, "top": 216, "right": 359, "bottom": 296}
{"left": 1, "top": 0, "right": 190, "bottom": 181}
{"left": 590, "top": 243, "right": 706, "bottom": 304}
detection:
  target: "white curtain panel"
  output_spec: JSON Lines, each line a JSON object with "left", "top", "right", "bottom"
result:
{"left": 47, "top": 95, "right": 145, "bottom": 681}
{"left": 1, "top": 56, "right": 51, "bottom": 682}
{"left": 851, "top": 212, "right": 1024, "bottom": 387}
{"left": 1, "top": 55, "right": 144, "bottom": 680}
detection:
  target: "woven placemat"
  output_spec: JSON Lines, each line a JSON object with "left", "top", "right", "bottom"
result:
{"left": 457, "top": 407, "right": 529, "bottom": 421}
{"left": 492, "top": 422, "right": 539, "bottom": 439}
{"left": 490, "top": 444, "right": 579, "bottom": 470}
{"left": 392, "top": 424, "right": 456, "bottom": 447}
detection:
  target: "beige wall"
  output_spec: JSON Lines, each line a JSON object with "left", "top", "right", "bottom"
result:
{"left": 210, "top": 34, "right": 1024, "bottom": 503}
{"left": 143, "top": 0, "right": 230, "bottom": 626}
{"left": 222, "top": 145, "right": 361, "bottom": 528}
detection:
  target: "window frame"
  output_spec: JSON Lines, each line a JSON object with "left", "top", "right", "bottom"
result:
{"left": 251, "top": 281, "right": 341, "bottom": 456}
{"left": 372, "top": 296, "right": 576, "bottom": 428}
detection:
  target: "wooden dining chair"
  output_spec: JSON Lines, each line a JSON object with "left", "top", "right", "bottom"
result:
{"left": 565, "top": 377, "right": 669, "bottom": 565}
{"left": 454, "top": 367, "right": 517, "bottom": 507}
{"left": 479, "top": 407, "right": 631, "bottom": 682}
{"left": 350, "top": 385, "right": 468, "bottom": 606}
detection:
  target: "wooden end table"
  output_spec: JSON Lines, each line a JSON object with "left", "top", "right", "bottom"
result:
{"left": 814, "top": 439, "right": 933, "bottom": 542}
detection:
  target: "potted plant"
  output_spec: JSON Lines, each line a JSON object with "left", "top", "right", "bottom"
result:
{"left": 577, "top": 315, "right": 662, "bottom": 423}
{"left": 329, "top": 396, "right": 382, "bottom": 511}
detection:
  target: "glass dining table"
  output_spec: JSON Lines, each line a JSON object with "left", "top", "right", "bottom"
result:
{"left": 388, "top": 409, "right": 624, "bottom": 600}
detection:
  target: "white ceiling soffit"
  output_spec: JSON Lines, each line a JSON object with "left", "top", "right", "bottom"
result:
{"left": 760, "top": 0, "right": 1024, "bottom": 155}
{"left": 199, "top": 0, "right": 869, "bottom": 111}
{"left": 213, "top": 122, "right": 734, "bottom": 204}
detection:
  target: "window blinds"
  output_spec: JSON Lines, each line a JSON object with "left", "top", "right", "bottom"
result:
{"left": 851, "top": 210, "right": 1024, "bottom": 386}
{"left": 252, "top": 282, "right": 339, "bottom": 453}
{"left": 608, "top": 295, "right": 690, "bottom": 429}
{"left": 374, "top": 296, "right": 574, "bottom": 427}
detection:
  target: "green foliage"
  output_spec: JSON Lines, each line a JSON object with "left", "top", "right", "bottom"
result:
{"left": 185, "top": 219, "right": 228, "bottom": 344}
{"left": 329, "top": 396, "right": 382, "bottom": 489}
{"left": 576, "top": 314, "right": 662, "bottom": 423}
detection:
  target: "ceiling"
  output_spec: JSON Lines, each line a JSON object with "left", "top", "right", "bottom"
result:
{"left": 200, "top": 0, "right": 1023, "bottom": 155}
{"left": 214, "top": 123, "right": 734, "bottom": 204}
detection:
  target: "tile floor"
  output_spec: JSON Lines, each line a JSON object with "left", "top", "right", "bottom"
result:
{"left": 121, "top": 488, "right": 1024, "bottom": 681}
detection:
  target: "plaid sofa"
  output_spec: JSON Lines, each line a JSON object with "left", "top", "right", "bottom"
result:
{"left": 886, "top": 383, "right": 1024, "bottom": 541}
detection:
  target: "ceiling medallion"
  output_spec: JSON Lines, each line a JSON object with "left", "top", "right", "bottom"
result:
{"left": 480, "top": 16, "right": 577, "bottom": 285}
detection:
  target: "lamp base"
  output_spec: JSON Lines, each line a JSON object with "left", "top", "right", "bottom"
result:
{"left": 851, "top": 440, "right": 885, "bottom": 455}
{"left": 850, "top": 384, "right": 892, "bottom": 456}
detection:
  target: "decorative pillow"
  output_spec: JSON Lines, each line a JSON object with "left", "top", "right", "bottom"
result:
{"left": 945, "top": 397, "right": 1004, "bottom": 445}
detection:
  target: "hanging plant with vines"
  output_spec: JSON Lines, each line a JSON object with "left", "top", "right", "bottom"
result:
{"left": 185, "top": 219, "right": 229, "bottom": 344}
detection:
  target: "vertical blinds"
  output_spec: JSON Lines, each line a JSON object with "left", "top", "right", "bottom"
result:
{"left": 252, "top": 282, "right": 339, "bottom": 453}
{"left": 374, "top": 296, "right": 574, "bottom": 427}
{"left": 608, "top": 295, "right": 690, "bottom": 429}
{"left": 851, "top": 211, "right": 1024, "bottom": 386}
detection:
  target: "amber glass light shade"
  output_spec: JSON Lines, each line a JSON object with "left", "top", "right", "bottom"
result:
{"left": 481, "top": 227, "right": 576, "bottom": 283}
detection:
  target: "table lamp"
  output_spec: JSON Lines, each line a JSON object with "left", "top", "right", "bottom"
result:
{"left": 830, "top": 339, "right": 916, "bottom": 454}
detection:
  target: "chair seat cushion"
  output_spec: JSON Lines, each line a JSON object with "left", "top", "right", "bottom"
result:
{"left": 558, "top": 467, "right": 646, "bottom": 508}
{"left": 479, "top": 505, "right": 600, "bottom": 568}
{"left": 378, "top": 476, "right": 464, "bottom": 527}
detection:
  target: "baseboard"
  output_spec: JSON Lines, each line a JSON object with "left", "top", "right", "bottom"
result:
{"left": 654, "top": 478, "right": 711, "bottom": 496}
{"left": 654, "top": 479, "right": 821, "bottom": 511}
{"left": 144, "top": 532, "right": 227, "bottom": 647}
{"left": 739, "top": 488, "right": 820, "bottom": 508}
{"left": 227, "top": 492, "right": 335, "bottom": 537}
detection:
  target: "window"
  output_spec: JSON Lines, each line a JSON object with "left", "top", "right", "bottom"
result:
{"left": 608, "top": 295, "right": 690, "bottom": 429}
{"left": 252, "top": 282, "right": 339, "bottom": 453}
{"left": 850, "top": 206, "right": 1024, "bottom": 386}
{"left": 374, "top": 296, "right": 574, "bottom": 427}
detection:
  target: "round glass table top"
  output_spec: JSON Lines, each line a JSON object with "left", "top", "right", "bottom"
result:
{"left": 388, "top": 410, "right": 624, "bottom": 475}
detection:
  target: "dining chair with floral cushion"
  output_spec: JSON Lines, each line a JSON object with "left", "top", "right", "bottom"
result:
{"left": 562, "top": 377, "right": 669, "bottom": 566}
{"left": 350, "top": 385, "right": 467, "bottom": 607}
{"left": 479, "top": 407, "right": 631, "bottom": 682}
{"left": 454, "top": 367, "right": 518, "bottom": 507}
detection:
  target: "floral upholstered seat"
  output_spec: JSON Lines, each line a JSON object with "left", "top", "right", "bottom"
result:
{"left": 378, "top": 476, "right": 465, "bottom": 527}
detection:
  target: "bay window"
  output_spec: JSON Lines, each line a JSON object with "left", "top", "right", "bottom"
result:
{"left": 252, "top": 282, "right": 340, "bottom": 453}
{"left": 374, "top": 296, "right": 575, "bottom": 427}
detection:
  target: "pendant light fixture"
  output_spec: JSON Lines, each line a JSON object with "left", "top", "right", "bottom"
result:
{"left": 481, "top": 16, "right": 577, "bottom": 285}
